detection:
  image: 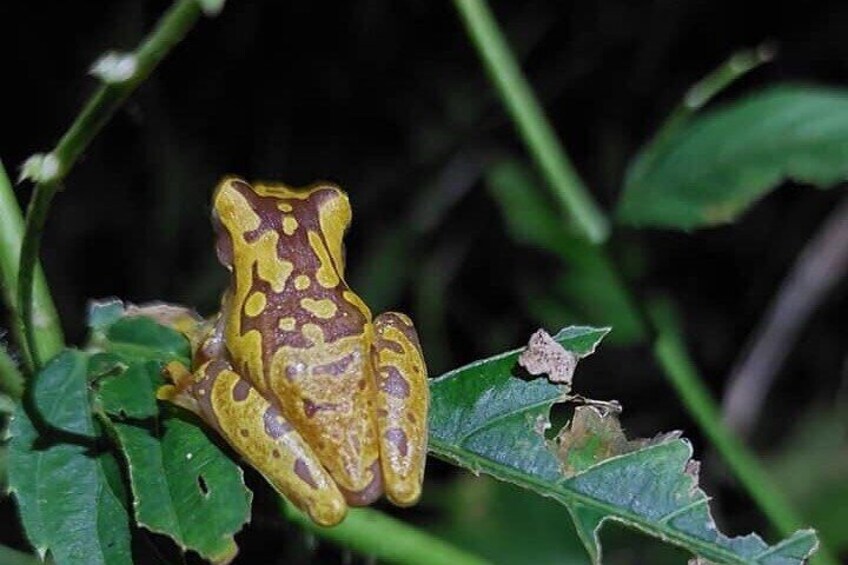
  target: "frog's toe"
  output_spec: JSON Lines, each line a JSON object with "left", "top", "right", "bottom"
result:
{"left": 307, "top": 494, "right": 348, "bottom": 527}
{"left": 386, "top": 477, "right": 422, "bottom": 507}
{"left": 338, "top": 461, "right": 383, "bottom": 506}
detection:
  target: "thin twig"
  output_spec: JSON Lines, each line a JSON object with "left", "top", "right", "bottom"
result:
{"left": 16, "top": 0, "right": 205, "bottom": 370}
{"left": 452, "top": 0, "right": 610, "bottom": 244}
{"left": 723, "top": 196, "right": 848, "bottom": 437}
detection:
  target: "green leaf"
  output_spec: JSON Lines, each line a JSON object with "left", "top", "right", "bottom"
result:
{"left": 7, "top": 350, "right": 132, "bottom": 565}
{"left": 100, "top": 316, "right": 191, "bottom": 364}
{"left": 108, "top": 417, "right": 251, "bottom": 563}
{"left": 92, "top": 314, "right": 252, "bottom": 562}
{"left": 618, "top": 85, "right": 848, "bottom": 229}
{"left": 427, "top": 327, "right": 818, "bottom": 564}
{"left": 87, "top": 299, "right": 126, "bottom": 331}
{"left": 95, "top": 360, "right": 161, "bottom": 420}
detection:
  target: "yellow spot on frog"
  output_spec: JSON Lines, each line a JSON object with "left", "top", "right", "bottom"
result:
{"left": 308, "top": 230, "right": 340, "bottom": 288}
{"left": 282, "top": 215, "right": 299, "bottom": 236}
{"left": 277, "top": 202, "right": 293, "bottom": 212}
{"left": 245, "top": 291, "right": 267, "bottom": 317}
{"left": 279, "top": 317, "right": 297, "bottom": 331}
{"left": 302, "top": 323, "right": 325, "bottom": 345}
{"left": 295, "top": 275, "right": 311, "bottom": 290}
{"left": 301, "top": 297, "right": 338, "bottom": 319}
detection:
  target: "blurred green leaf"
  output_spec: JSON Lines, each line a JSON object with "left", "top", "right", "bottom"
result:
{"left": 434, "top": 476, "right": 589, "bottom": 565}
{"left": 618, "top": 85, "right": 848, "bottom": 229}
{"left": 428, "top": 327, "right": 818, "bottom": 564}
{"left": 487, "top": 161, "right": 645, "bottom": 345}
{"left": 8, "top": 351, "right": 132, "bottom": 565}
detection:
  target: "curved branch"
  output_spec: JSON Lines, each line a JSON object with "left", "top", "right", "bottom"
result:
{"left": 17, "top": 0, "right": 204, "bottom": 370}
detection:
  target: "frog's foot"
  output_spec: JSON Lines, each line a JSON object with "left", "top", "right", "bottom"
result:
{"left": 372, "top": 312, "right": 429, "bottom": 507}
{"left": 176, "top": 359, "right": 348, "bottom": 526}
{"left": 157, "top": 360, "right": 202, "bottom": 416}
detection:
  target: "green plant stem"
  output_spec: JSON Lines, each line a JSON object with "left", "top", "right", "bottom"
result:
{"left": 451, "top": 0, "right": 609, "bottom": 244}
{"left": 280, "top": 501, "right": 490, "bottom": 565}
{"left": 17, "top": 0, "right": 204, "bottom": 370}
{"left": 0, "top": 343, "right": 24, "bottom": 400}
{"left": 0, "top": 161, "right": 63, "bottom": 373}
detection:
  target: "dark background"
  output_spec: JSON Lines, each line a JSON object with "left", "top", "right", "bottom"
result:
{"left": 2, "top": 1, "right": 846, "bottom": 563}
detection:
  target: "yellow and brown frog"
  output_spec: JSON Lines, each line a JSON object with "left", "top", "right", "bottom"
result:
{"left": 155, "top": 177, "right": 429, "bottom": 526}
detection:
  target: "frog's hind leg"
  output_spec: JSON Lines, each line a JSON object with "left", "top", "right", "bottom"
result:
{"left": 371, "top": 312, "right": 429, "bottom": 506}
{"left": 163, "top": 358, "right": 348, "bottom": 526}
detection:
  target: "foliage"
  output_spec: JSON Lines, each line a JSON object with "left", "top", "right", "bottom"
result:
{"left": 8, "top": 307, "right": 251, "bottom": 563}
{"left": 2, "top": 0, "right": 846, "bottom": 564}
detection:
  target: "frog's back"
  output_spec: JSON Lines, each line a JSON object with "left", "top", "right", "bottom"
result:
{"left": 214, "top": 178, "right": 382, "bottom": 502}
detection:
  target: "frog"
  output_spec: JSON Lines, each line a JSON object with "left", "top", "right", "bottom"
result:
{"left": 156, "top": 177, "right": 429, "bottom": 526}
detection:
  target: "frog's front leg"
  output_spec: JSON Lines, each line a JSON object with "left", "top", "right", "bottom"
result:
{"left": 159, "top": 358, "right": 348, "bottom": 526}
{"left": 371, "top": 312, "right": 429, "bottom": 506}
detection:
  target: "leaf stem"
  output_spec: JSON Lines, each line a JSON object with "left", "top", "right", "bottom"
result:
{"left": 280, "top": 501, "right": 491, "bottom": 565}
{"left": 16, "top": 0, "right": 204, "bottom": 370}
{"left": 451, "top": 0, "right": 609, "bottom": 244}
{"left": 0, "top": 161, "right": 63, "bottom": 373}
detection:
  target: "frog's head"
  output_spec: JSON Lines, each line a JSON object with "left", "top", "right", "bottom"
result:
{"left": 211, "top": 177, "right": 352, "bottom": 271}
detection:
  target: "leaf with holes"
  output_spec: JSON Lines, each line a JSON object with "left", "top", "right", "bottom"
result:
{"left": 89, "top": 308, "right": 252, "bottom": 562}
{"left": 7, "top": 350, "right": 132, "bottom": 565}
{"left": 427, "top": 326, "right": 819, "bottom": 564}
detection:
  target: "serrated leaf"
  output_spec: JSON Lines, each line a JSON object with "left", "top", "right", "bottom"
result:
{"left": 93, "top": 317, "right": 252, "bottom": 561}
{"left": 88, "top": 299, "right": 126, "bottom": 331}
{"left": 108, "top": 416, "right": 251, "bottom": 563}
{"left": 618, "top": 85, "right": 848, "bottom": 229}
{"left": 7, "top": 350, "right": 132, "bottom": 565}
{"left": 427, "top": 327, "right": 818, "bottom": 564}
